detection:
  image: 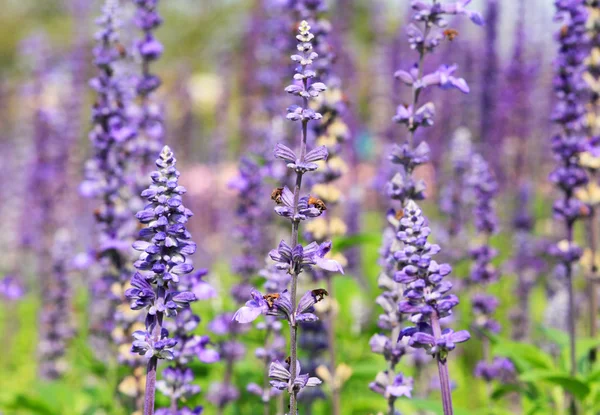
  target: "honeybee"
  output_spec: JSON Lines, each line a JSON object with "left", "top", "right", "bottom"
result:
{"left": 115, "top": 42, "right": 127, "bottom": 58}
{"left": 560, "top": 25, "right": 569, "bottom": 39}
{"left": 308, "top": 196, "right": 327, "bottom": 212}
{"left": 395, "top": 209, "right": 404, "bottom": 220}
{"left": 443, "top": 29, "right": 459, "bottom": 41}
{"left": 580, "top": 204, "right": 591, "bottom": 217}
{"left": 263, "top": 293, "right": 280, "bottom": 308}
{"left": 311, "top": 288, "right": 329, "bottom": 302}
{"left": 285, "top": 356, "right": 291, "bottom": 366}
{"left": 271, "top": 187, "right": 284, "bottom": 204}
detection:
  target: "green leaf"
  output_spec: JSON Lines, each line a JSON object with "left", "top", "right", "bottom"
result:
{"left": 331, "top": 233, "right": 381, "bottom": 252}
{"left": 409, "top": 399, "right": 475, "bottom": 415}
{"left": 586, "top": 369, "right": 600, "bottom": 383}
{"left": 519, "top": 371, "right": 590, "bottom": 402}
{"left": 537, "top": 326, "right": 569, "bottom": 349}
{"left": 490, "top": 384, "right": 525, "bottom": 401}
{"left": 493, "top": 341, "right": 555, "bottom": 371}
{"left": 5, "top": 394, "right": 56, "bottom": 415}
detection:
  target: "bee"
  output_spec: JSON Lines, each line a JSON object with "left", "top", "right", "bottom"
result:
{"left": 311, "top": 288, "right": 329, "bottom": 302}
{"left": 395, "top": 209, "right": 404, "bottom": 220}
{"left": 115, "top": 42, "right": 127, "bottom": 58}
{"left": 93, "top": 207, "right": 103, "bottom": 221}
{"left": 263, "top": 293, "right": 280, "bottom": 308}
{"left": 271, "top": 187, "right": 284, "bottom": 204}
{"left": 285, "top": 356, "right": 291, "bottom": 366}
{"left": 308, "top": 195, "right": 327, "bottom": 212}
{"left": 560, "top": 25, "right": 569, "bottom": 39}
{"left": 580, "top": 204, "right": 591, "bottom": 217}
{"left": 443, "top": 29, "right": 459, "bottom": 41}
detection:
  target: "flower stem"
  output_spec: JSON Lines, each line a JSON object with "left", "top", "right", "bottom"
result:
{"left": 566, "top": 222, "right": 577, "bottom": 378}
{"left": 288, "top": 88, "right": 310, "bottom": 414}
{"left": 586, "top": 206, "right": 598, "bottom": 364}
{"left": 144, "top": 356, "right": 157, "bottom": 415}
{"left": 431, "top": 310, "right": 454, "bottom": 415}
{"left": 326, "top": 275, "right": 341, "bottom": 415}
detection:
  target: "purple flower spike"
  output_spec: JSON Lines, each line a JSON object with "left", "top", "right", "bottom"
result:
{"left": 231, "top": 17, "right": 344, "bottom": 415}
{"left": 549, "top": 0, "right": 589, "bottom": 379}
{"left": 375, "top": 2, "right": 481, "bottom": 414}
{"left": 130, "top": 146, "right": 217, "bottom": 415}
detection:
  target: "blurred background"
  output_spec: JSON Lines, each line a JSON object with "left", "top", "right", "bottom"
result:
{"left": 0, "top": 0, "right": 584, "bottom": 414}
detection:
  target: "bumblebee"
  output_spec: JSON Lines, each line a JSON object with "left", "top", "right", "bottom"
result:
{"left": 311, "top": 288, "right": 329, "bottom": 302}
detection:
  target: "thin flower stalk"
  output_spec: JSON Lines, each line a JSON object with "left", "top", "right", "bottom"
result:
{"left": 157, "top": 269, "right": 219, "bottom": 414}
{"left": 294, "top": 2, "right": 352, "bottom": 413}
{"left": 232, "top": 20, "right": 344, "bottom": 415}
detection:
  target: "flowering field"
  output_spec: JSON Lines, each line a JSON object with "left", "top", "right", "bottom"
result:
{"left": 3, "top": 0, "right": 600, "bottom": 414}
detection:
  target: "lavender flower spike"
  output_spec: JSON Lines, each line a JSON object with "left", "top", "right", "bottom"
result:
{"left": 126, "top": 146, "right": 198, "bottom": 415}
{"left": 233, "top": 20, "right": 343, "bottom": 415}
{"left": 397, "top": 202, "right": 470, "bottom": 410}
{"left": 550, "top": 0, "right": 590, "bottom": 379}
{"left": 380, "top": 2, "right": 482, "bottom": 414}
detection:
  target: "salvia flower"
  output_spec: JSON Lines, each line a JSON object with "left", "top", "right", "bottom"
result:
{"left": 38, "top": 230, "right": 75, "bottom": 379}
{"left": 82, "top": 3, "right": 144, "bottom": 387}
{"left": 133, "top": 0, "right": 164, "bottom": 174}
{"left": 550, "top": 0, "right": 590, "bottom": 377}
{"left": 126, "top": 146, "right": 203, "bottom": 415}
{"left": 233, "top": 20, "right": 343, "bottom": 415}
{"left": 269, "top": 359, "right": 322, "bottom": 392}
{"left": 474, "top": 357, "right": 516, "bottom": 384}
{"left": 378, "top": 3, "right": 481, "bottom": 414}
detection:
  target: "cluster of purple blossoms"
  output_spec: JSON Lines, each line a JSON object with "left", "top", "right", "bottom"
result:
{"left": 396, "top": 202, "right": 470, "bottom": 357}
{"left": 38, "top": 230, "right": 76, "bottom": 379}
{"left": 133, "top": 0, "right": 164, "bottom": 168}
{"left": 509, "top": 184, "right": 546, "bottom": 341}
{"left": 550, "top": 0, "right": 590, "bottom": 375}
{"left": 439, "top": 128, "right": 473, "bottom": 236}
{"left": 474, "top": 357, "right": 516, "bottom": 384}
{"left": 81, "top": 0, "right": 139, "bottom": 360}
{"left": 0, "top": 275, "right": 25, "bottom": 301}
{"left": 373, "top": 2, "right": 482, "bottom": 414}
{"left": 126, "top": 146, "right": 214, "bottom": 414}
{"left": 206, "top": 312, "right": 245, "bottom": 412}
{"left": 233, "top": 20, "right": 344, "bottom": 415}
{"left": 205, "top": 156, "right": 272, "bottom": 413}
{"left": 467, "top": 155, "right": 501, "bottom": 351}
{"left": 156, "top": 268, "right": 219, "bottom": 415}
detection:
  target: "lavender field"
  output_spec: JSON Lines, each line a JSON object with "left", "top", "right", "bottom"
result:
{"left": 2, "top": 0, "right": 599, "bottom": 414}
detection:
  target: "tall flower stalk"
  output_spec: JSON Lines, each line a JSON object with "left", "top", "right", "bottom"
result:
{"left": 580, "top": 0, "right": 600, "bottom": 362}
{"left": 380, "top": 2, "right": 482, "bottom": 414}
{"left": 233, "top": 20, "right": 344, "bottom": 415}
{"left": 294, "top": 2, "right": 352, "bottom": 413}
{"left": 133, "top": 0, "right": 164, "bottom": 171}
{"left": 550, "top": 0, "right": 590, "bottom": 381}
{"left": 157, "top": 269, "right": 219, "bottom": 414}
{"left": 467, "top": 155, "right": 504, "bottom": 390}
{"left": 126, "top": 146, "right": 199, "bottom": 415}
{"left": 81, "top": 0, "right": 138, "bottom": 358}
